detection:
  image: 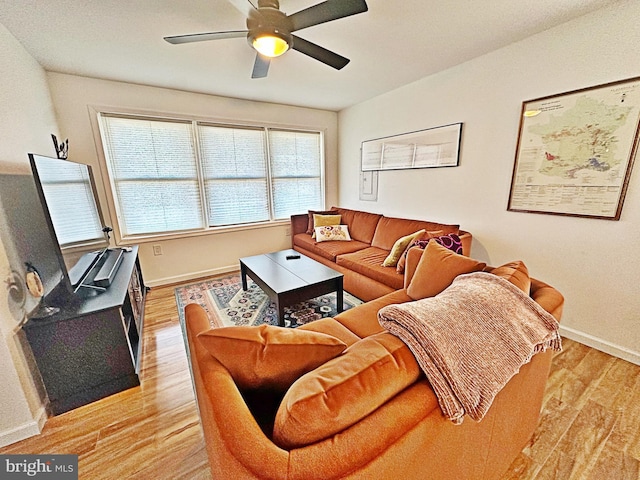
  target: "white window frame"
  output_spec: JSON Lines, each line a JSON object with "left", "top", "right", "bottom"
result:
{"left": 91, "top": 108, "right": 326, "bottom": 243}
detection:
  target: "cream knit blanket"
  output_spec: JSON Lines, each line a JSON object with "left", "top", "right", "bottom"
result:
{"left": 378, "top": 272, "right": 561, "bottom": 424}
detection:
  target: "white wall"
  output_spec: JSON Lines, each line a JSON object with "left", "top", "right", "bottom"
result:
{"left": 0, "top": 24, "right": 60, "bottom": 446}
{"left": 46, "top": 74, "right": 339, "bottom": 286}
{"left": 338, "top": 0, "right": 640, "bottom": 364}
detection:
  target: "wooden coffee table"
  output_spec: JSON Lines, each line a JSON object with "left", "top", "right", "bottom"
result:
{"left": 239, "top": 249, "right": 344, "bottom": 327}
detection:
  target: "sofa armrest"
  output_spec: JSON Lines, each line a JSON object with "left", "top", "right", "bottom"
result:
{"left": 530, "top": 278, "right": 565, "bottom": 322}
{"left": 291, "top": 213, "right": 309, "bottom": 235}
{"left": 459, "top": 230, "right": 472, "bottom": 256}
{"left": 291, "top": 214, "right": 310, "bottom": 247}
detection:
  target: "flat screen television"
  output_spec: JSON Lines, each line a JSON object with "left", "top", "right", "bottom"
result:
{"left": 0, "top": 170, "right": 69, "bottom": 315}
{"left": 28, "top": 153, "right": 110, "bottom": 294}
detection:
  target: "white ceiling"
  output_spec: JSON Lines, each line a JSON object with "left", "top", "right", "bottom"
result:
{"left": 0, "top": 0, "right": 622, "bottom": 111}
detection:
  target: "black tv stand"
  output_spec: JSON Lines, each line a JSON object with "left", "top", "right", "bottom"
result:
{"left": 22, "top": 246, "right": 146, "bottom": 415}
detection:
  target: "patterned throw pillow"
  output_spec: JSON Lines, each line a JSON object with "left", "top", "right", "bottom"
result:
{"left": 314, "top": 225, "right": 352, "bottom": 242}
{"left": 311, "top": 214, "right": 342, "bottom": 238}
{"left": 396, "top": 233, "right": 463, "bottom": 273}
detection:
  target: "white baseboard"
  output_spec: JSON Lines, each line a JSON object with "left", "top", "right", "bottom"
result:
{"left": 559, "top": 325, "right": 640, "bottom": 366}
{"left": 0, "top": 405, "right": 47, "bottom": 448}
{"left": 145, "top": 265, "right": 238, "bottom": 288}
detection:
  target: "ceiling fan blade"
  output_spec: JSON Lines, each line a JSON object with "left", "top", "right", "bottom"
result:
{"left": 226, "top": 0, "right": 257, "bottom": 18}
{"left": 291, "top": 35, "right": 349, "bottom": 70}
{"left": 289, "top": 0, "right": 368, "bottom": 32}
{"left": 164, "top": 31, "right": 247, "bottom": 45}
{"left": 251, "top": 53, "right": 271, "bottom": 78}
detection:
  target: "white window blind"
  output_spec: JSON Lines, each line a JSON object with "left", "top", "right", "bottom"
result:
{"left": 269, "top": 129, "right": 323, "bottom": 219}
{"left": 100, "top": 116, "right": 205, "bottom": 235}
{"left": 199, "top": 125, "right": 269, "bottom": 226}
{"left": 98, "top": 113, "right": 324, "bottom": 238}
{"left": 34, "top": 156, "right": 104, "bottom": 246}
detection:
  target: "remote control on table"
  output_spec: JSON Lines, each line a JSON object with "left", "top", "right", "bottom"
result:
{"left": 286, "top": 254, "right": 301, "bottom": 260}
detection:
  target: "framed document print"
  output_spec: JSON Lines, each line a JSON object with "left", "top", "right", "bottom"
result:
{"left": 361, "top": 123, "right": 462, "bottom": 171}
{"left": 508, "top": 77, "right": 640, "bottom": 220}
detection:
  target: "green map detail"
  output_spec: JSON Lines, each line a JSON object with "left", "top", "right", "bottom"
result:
{"left": 529, "top": 96, "right": 631, "bottom": 179}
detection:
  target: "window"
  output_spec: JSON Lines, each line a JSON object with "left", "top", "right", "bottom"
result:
{"left": 199, "top": 124, "right": 269, "bottom": 226}
{"left": 98, "top": 113, "right": 324, "bottom": 238}
{"left": 269, "top": 129, "right": 322, "bottom": 220}
{"left": 34, "top": 156, "right": 104, "bottom": 246}
{"left": 99, "top": 116, "right": 204, "bottom": 235}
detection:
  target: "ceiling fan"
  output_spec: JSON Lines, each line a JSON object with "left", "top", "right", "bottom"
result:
{"left": 163, "top": 0, "right": 368, "bottom": 78}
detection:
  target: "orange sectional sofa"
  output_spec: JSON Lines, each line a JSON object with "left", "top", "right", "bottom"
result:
{"left": 184, "top": 242, "right": 564, "bottom": 480}
{"left": 290, "top": 207, "right": 473, "bottom": 301}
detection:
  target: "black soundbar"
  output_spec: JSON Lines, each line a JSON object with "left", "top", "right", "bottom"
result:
{"left": 68, "top": 250, "right": 101, "bottom": 288}
{"left": 94, "top": 249, "right": 124, "bottom": 288}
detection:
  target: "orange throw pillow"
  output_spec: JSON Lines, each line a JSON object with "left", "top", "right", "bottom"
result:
{"left": 406, "top": 241, "right": 486, "bottom": 300}
{"left": 272, "top": 332, "right": 421, "bottom": 449}
{"left": 197, "top": 324, "right": 347, "bottom": 391}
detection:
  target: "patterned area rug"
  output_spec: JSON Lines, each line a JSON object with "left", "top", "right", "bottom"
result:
{"left": 175, "top": 272, "right": 363, "bottom": 328}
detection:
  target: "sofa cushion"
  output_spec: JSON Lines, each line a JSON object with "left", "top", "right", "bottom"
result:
{"left": 272, "top": 332, "right": 422, "bottom": 449}
{"left": 337, "top": 247, "right": 405, "bottom": 290}
{"left": 486, "top": 261, "right": 531, "bottom": 294}
{"left": 197, "top": 324, "right": 347, "bottom": 391}
{"left": 306, "top": 209, "right": 339, "bottom": 234}
{"left": 314, "top": 225, "right": 351, "bottom": 242}
{"left": 293, "top": 233, "right": 369, "bottom": 262}
{"left": 371, "top": 216, "right": 460, "bottom": 250}
{"left": 381, "top": 229, "right": 425, "bottom": 267}
{"left": 407, "top": 241, "right": 486, "bottom": 300}
{"left": 332, "top": 207, "right": 382, "bottom": 244}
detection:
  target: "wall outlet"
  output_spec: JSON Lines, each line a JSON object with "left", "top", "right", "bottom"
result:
{"left": 152, "top": 244, "right": 163, "bottom": 256}
{"left": 285, "top": 227, "right": 291, "bottom": 237}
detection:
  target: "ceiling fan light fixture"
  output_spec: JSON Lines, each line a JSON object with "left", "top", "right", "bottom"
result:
{"left": 252, "top": 32, "right": 290, "bottom": 57}
{"left": 165, "top": 0, "right": 369, "bottom": 78}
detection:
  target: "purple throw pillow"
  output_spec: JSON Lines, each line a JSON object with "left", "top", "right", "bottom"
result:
{"left": 396, "top": 233, "right": 463, "bottom": 273}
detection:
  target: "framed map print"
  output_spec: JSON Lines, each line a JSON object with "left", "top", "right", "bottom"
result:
{"left": 508, "top": 77, "right": 640, "bottom": 220}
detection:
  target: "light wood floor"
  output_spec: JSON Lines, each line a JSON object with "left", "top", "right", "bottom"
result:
{"left": 2, "top": 279, "right": 639, "bottom": 479}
